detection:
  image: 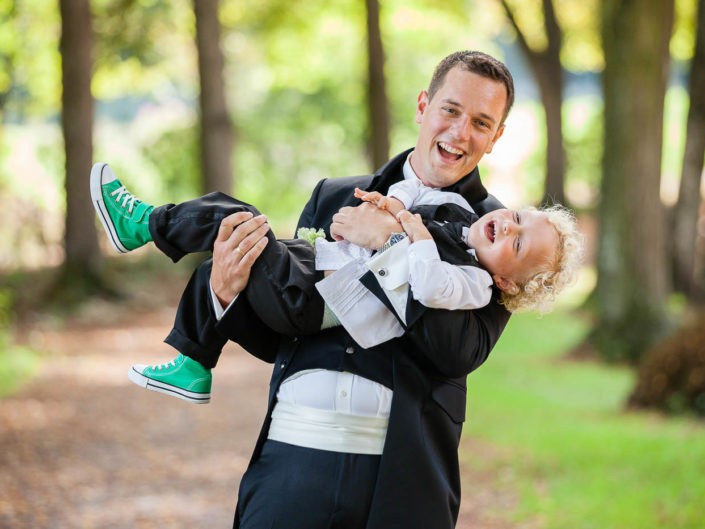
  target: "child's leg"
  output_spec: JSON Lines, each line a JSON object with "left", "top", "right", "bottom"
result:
{"left": 153, "top": 193, "right": 326, "bottom": 334}
{"left": 129, "top": 243, "right": 325, "bottom": 404}
{"left": 245, "top": 238, "right": 325, "bottom": 336}
{"left": 128, "top": 260, "right": 225, "bottom": 404}
{"left": 91, "top": 162, "right": 260, "bottom": 262}
{"left": 150, "top": 192, "right": 262, "bottom": 262}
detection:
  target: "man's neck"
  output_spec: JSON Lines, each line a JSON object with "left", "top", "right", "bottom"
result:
{"left": 402, "top": 153, "right": 419, "bottom": 183}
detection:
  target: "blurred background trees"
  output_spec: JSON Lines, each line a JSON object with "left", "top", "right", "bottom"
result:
{"left": 1, "top": 0, "right": 705, "bottom": 415}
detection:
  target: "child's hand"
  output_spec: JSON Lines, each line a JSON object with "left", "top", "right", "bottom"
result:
{"left": 354, "top": 188, "right": 405, "bottom": 217}
{"left": 397, "top": 210, "right": 432, "bottom": 243}
{"left": 354, "top": 188, "right": 388, "bottom": 208}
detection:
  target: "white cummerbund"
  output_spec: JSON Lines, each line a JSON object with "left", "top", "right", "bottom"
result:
{"left": 267, "top": 400, "right": 389, "bottom": 455}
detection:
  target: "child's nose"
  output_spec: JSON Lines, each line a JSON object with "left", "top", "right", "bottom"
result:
{"left": 503, "top": 220, "right": 518, "bottom": 235}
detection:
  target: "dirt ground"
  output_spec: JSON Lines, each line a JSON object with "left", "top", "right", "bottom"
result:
{"left": 0, "top": 277, "right": 520, "bottom": 529}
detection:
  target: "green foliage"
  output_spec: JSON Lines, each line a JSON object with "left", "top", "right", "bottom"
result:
{"left": 92, "top": 0, "right": 196, "bottom": 100}
{"left": 0, "top": 288, "right": 39, "bottom": 397}
{"left": 141, "top": 123, "right": 201, "bottom": 202}
{"left": 0, "top": 0, "right": 61, "bottom": 120}
{"left": 672, "top": 0, "right": 700, "bottom": 60}
{"left": 564, "top": 95, "right": 603, "bottom": 207}
{"left": 466, "top": 309, "right": 705, "bottom": 529}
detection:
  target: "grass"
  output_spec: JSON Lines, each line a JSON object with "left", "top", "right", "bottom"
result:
{"left": 0, "top": 339, "right": 41, "bottom": 398}
{"left": 463, "top": 309, "right": 705, "bottom": 529}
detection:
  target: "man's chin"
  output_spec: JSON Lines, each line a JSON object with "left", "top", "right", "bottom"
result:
{"left": 430, "top": 164, "right": 467, "bottom": 187}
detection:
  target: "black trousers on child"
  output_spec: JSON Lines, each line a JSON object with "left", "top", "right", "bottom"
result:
{"left": 148, "top": 192, "right": 325, "bottom": 368}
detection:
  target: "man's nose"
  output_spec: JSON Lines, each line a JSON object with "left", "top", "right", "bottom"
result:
{"left": 451, "top": 117, "right": 471, "bottom": 141}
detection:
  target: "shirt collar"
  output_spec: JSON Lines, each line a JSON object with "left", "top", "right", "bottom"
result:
{"left": 402, "top": 153, "right": 418, "bottom": 182}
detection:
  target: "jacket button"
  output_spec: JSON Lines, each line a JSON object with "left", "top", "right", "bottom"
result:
{"left": 345, "top": 346, "right": 354, "bottom": 355}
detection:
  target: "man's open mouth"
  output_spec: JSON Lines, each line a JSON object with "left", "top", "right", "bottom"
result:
{"left": 437, "top": 142, "right": 464, "bottom": 161}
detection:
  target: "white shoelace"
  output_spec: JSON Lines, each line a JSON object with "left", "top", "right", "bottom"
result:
{"left": 110, "top": 186, "right": 140, "bottom": 213}
{"left": 152, "top": 358, "right": 178, "bottom": 371}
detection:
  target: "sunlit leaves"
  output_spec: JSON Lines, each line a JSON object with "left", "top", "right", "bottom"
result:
{"left": 1, "top": 0, "right": 60, "bottom": 119}
{"left": 671, "top": 0, "right": 698, "bottom": 60}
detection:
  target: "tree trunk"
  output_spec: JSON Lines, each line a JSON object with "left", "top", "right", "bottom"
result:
{"left": 673, "top": 0, "right": 705, "bottom": 300}
{"left": 592, "top": 0, "right": 674, "bottom": 362}
{"left": 59, "top": 0, "right": 101, "bottom": 281}
{"left": 365, "top": 0, "right": 390, "bottom": 170}
{"left": 500, "top": 0, "right": 566, "bottom": 206}
{"left": 194, "top": 0, "right": 234, "bottom": 194}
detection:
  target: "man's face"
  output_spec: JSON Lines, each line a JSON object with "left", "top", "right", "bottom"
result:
{"left": 410, "top": 66, "right": 507, "bottom": 189}
{"left": 467, "top": 208, "right": 558, "bottom": 294}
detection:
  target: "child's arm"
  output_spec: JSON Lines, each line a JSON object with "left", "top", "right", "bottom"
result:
{"left": 396, "top": 210, "right": 433, "bottom": 242}
{"left": 397, "top": 210, "right": 493, "bottom": 311}
{"left": 354, "top": 188, "right": 406, "bottom": 217}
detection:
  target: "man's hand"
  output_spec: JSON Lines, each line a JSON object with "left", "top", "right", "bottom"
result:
{"left": 330, "top": 202, "right": 403, "bottom": 250}
{"left": 211, "top": 211, "right": 269, "bottom": 308}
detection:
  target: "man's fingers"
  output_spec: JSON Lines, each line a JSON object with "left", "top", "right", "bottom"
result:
{"left": 218, "top": 213, "right": 268, "bottom": 253}
{"left": 236, "top": 222, "right": 270, "bottom": 255}
{"left": 216, "top": 211, "right": 254, "bottom": 241}
{"left": 332, "top": 206, "right": 352, "bottom": 224}
{"left": 238, "top": 237, "right": 268, "bottom": 269}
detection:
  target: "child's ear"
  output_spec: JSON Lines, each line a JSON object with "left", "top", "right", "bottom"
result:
{"left": 494, "top": 275, "right": 519, "bottom": 295}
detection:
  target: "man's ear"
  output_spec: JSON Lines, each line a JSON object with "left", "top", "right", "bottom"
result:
{"left": 415, "top": 90, "right": 429, "bottom": 124}
{"left": 486, "top": 124, "right": 505, "bottom": 154}
{"left": 494, "top": 275, "right": 519, "bottom": 295}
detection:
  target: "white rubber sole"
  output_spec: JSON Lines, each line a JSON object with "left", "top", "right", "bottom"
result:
{"left": 90, "top": 162, "right": 129, "bottom": 254}
{"left": 128, "top": 366, "right": 211, "bottom": 404}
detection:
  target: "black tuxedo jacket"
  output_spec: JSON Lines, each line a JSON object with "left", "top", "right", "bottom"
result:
{"left": 220, "top": 149, "right": 511, "bottom": 529}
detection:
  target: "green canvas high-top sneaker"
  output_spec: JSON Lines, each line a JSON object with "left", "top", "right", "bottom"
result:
{"left": 129, "top": 354, "right": 212, "bottom": 404}
{"left": 90, "top": 162, "right": 154, "bottom": 253}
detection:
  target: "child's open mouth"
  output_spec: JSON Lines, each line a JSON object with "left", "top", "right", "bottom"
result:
{"left": 484, "top": 221, "right": 496, "bottom": 243}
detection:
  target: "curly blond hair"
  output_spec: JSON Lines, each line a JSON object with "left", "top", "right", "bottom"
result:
{"left": 500, "top": 204, "right": 584, "bottom": 314}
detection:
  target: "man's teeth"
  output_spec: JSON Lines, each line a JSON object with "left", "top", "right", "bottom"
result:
{"left": 439, "top": 142, "right": 463, "bottom": 156}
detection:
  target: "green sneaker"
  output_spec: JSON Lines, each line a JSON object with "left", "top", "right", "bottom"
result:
{"left": 128, "top": 354, "right": 212, "bottom": 404}
{"left": 90, "top": 162, "right": 154, "bottom": 253}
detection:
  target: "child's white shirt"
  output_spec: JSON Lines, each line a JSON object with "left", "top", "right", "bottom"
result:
{"left": 314, "top": 168, "right": 493, "bottom": 349}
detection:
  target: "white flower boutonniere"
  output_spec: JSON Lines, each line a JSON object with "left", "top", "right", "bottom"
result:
{"left": 296, "top": 227, "right": 326, "bottom": 247}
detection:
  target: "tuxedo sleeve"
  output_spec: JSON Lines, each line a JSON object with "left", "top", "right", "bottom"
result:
{"left": 403, "top": 293, "right": 511, "bottom": 378}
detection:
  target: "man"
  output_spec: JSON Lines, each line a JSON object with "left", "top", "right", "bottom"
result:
{"left": 173, "top": 50, "right": 514, "bottom": 528}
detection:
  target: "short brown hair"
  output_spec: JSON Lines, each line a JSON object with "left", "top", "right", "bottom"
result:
{"left": 428, "top": 51, "right": 515, "bottom": 124}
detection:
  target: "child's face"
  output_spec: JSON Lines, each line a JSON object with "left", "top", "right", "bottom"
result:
{"left": 467, "top": 208, "right": 558, "bottom": 294}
